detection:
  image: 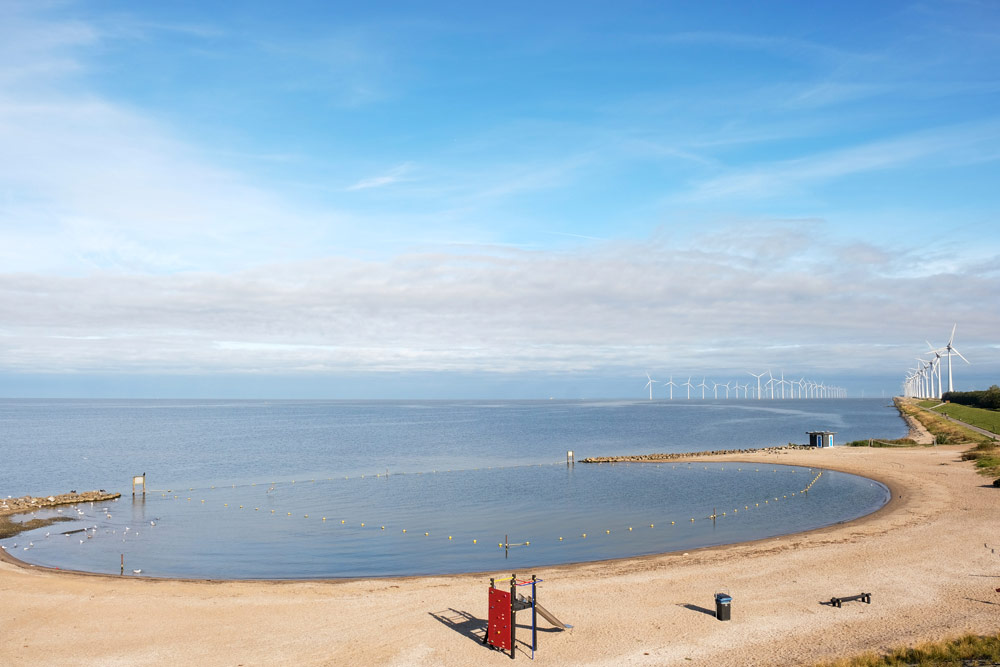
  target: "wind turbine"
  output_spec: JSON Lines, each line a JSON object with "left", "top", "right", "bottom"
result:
{"left": 682, "top": 376, "right": 694, "bottom": 400}
{"left": 748, "top": 371, "right": 767, "bottom": 400}
{"left": 929, "top": 324, "right": 970, "bottom": 394}
{"left": 712, "top": 382, "right": 719, "bottom": 399}
{"left": 697, "top": 377, "right": 709, "bottom": 400}
{"left": 665, "top": 376, "right": 679, "bottom": 400}
{"left": 643, "top": 372, "right": 657, "bottom": 400}
{"left": 722, "top": 382, "right": 731, "bottom": 399}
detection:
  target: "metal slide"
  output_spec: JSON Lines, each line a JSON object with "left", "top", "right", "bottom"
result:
{"left": 533, "top": 602, "right": 570, "bottom": 629}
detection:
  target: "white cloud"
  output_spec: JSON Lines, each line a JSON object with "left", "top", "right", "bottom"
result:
{"left": 346, "top": 163, "right": 413, "bottom": 191}
{"left": 684, "top": 121, "right": 1000, "bottom": 202}
{"left": 1, "top": 227, "right": 997, "bottom": 378}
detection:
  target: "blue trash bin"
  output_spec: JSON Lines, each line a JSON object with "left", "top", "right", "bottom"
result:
{"left": 715, "top": 593, "right": 732, "bottom": 621}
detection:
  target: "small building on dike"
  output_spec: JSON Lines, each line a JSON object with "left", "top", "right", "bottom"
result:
{"left": 807, "top": 431, "right": 836, "bottom": 447}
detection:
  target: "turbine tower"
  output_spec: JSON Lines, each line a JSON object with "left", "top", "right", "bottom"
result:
{"left": 644, "top": 372, "right": 657, "bottom": 400}
{"left": 665, "top": 376, "right": 679, "bottom": 400}
{"left": 748, "top": 371, "right": 767, "bottom": 400}
{"left": 682, "top": 376, "right": 694, "bottom": 400}
{"left": 697, "top": 377, "right": 709, "bottom": 399}
{"left": 930, "top": 324, "right": 970, "bottom": 394}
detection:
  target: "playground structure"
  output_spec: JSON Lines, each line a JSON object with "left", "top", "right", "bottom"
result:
{"left": 485, "top": 574, "right": 569, "bottom": 659}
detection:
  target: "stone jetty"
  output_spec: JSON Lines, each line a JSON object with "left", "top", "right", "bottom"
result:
{"left": 0, "top": 490, "right": 121, "bottom": 517}
{"left": 581, "top": 444, "right": 813, "bottom": 463}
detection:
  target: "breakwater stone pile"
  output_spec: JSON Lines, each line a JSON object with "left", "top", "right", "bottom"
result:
{"left": 581, "top": 444, "right": 814, "bottom": 463}
{"left": 0, "top": 491, "right": 121, "bottom": 516}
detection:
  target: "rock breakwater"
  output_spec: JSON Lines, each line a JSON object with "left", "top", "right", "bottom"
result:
{"left": 581, "top": 444, "right": 814, "bottom": 463}
{"left": 1, "top": 490, "right": 121, "bottom": 517}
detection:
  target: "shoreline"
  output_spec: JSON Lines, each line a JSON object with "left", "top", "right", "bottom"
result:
{"left": 0, "top": 451, "right": 893, "bottom": 583}
{"left": 5, "top": 445, "right": 993, "bottom": 666}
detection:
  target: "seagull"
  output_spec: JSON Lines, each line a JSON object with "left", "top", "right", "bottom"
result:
{"left": 150, "top": 521, "right": 155, "bottom": 526}
{"left": 132, "top": 569, "right": 142, "bottom": 574}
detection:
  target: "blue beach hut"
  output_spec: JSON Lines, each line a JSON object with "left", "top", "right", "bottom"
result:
{"left": 807, "top": 431, "right": 836, "bottom": 447}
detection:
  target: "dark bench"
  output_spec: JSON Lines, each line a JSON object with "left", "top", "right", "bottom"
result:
{"left": 829, "top": 593, "right": 871, "bottom": 608}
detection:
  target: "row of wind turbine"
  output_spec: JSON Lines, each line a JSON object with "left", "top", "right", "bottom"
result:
{"left": 642, "top": 370, "right": 846, "bottom": 400}
{"left": 902, "top": 324, "right": 970, "bottom": 399}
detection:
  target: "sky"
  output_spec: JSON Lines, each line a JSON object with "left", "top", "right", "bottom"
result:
{"left": 1, "top": 0, "right": 998, "bottom": 399}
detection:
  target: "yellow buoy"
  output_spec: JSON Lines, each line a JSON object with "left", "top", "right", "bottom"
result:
{"left": 473, "top": 539, "right": 477, "bottom": 544}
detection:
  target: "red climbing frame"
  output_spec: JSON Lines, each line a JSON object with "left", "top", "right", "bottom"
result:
{"left": 487, "top": 587, "right": 512, "bottom": 651}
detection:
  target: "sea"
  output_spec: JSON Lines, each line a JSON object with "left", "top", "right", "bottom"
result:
{"left": 0, "top": 398, "right": 903, "bottom": 578}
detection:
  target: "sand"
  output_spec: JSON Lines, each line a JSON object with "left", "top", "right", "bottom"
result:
{"left": 2, "top": 444, "right": 998, "bottom": 666}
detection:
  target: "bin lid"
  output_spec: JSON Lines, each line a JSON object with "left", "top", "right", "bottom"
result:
{"left": 715, "top": 594, "right": 732, "bottom": 603}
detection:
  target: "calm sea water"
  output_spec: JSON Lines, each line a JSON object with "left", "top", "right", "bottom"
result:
{"left": 0, "top": 398, "right": 902, "bottom": 578}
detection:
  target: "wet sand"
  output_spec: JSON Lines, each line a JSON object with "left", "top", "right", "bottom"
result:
{"left": 2, "top": 445, "right": 998, "bottom": 666}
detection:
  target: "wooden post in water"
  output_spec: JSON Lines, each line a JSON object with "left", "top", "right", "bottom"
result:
{"left": 120, "top": 553, "right": 124, "bottom": 575}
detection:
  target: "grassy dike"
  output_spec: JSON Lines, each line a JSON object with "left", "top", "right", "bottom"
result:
{"left": 902, "top": 399, "right": 1000, "bottom": 478}
{"left": 817, "top": 632, "right": 1000, "bottom": 667}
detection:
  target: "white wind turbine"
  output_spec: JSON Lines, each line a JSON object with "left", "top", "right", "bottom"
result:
{"left": 665, "top": 376, "right": 679, "bottom": 400}
{"left": 682, "top": 376, "right": 694, "bottom": 400}
{"left": 697, "top": 377, "right": 709, "bottom": 399}
{"left": 748, "top": 371, "right": 767, "bottom": 400}
{"left": 722, "top": 382, "right": 731, "bottom": 399}
{"left": 712, "top": 382, "right": 720, "bottom": 399}
{"left": 929, "top": 324, "right": 970, "bottom": 394}
{"left": 644, "top": 372, "right": 657, "bottom": 400}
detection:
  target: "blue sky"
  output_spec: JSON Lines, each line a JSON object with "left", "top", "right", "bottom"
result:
{"left": 1, "top": 0, "right": 998, "bottom": 398}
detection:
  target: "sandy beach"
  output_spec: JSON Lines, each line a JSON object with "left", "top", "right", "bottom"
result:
{"left": 2, "top": 444, "right": 998, "bottom": 666}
